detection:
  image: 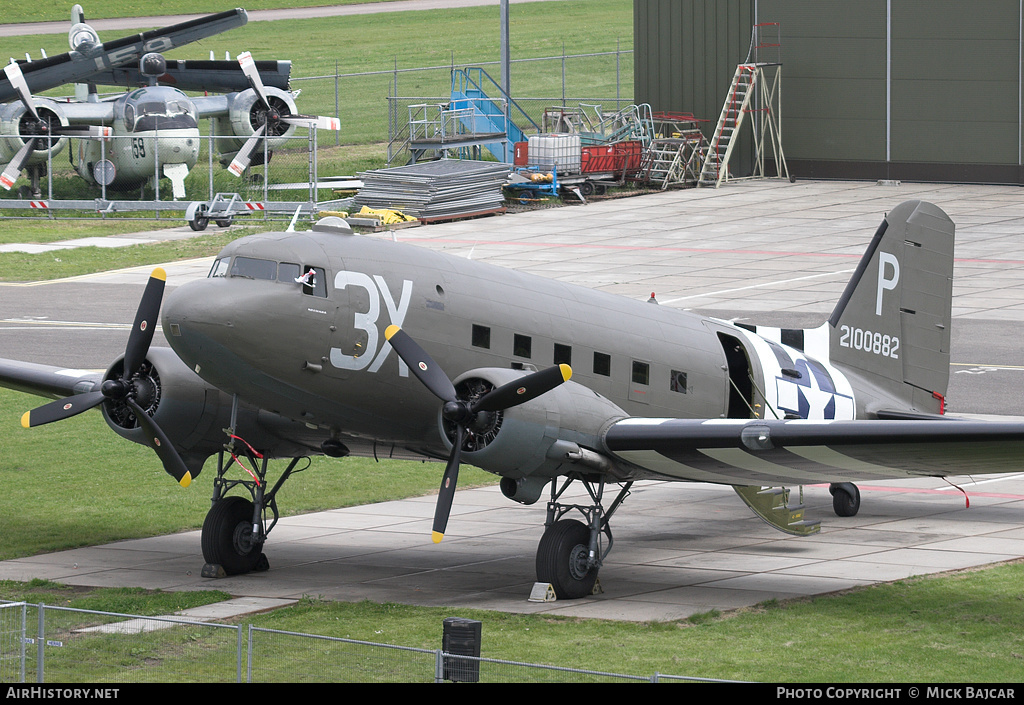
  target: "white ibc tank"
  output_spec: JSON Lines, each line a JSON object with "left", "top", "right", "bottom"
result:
{"left": 527, "top": 134, "right": 581, "bottom": 174}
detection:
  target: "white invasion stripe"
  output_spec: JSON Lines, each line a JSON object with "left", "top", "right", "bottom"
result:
{"left": 785, "top": 445, "right": 902, "bottom": 478}
{"left": 613, "top": 417, "right": 673, "bottom": 426}
{"left": 56, "top": 368, "right": 102, "bottom": 377}
{"left": 698, "top": 447, "right": 823, "bottom": 483}
{"left": 612, "top": 449, "right": 757, "bottom": 485}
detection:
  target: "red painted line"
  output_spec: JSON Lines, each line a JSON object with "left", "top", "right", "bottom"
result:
{"left": 810, "top": 483, "right": 1024, "bottom": 501}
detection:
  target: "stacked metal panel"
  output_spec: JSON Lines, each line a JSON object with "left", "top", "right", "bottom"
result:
{"left": 353, "top": 160, "right": 510, "bottom": 222}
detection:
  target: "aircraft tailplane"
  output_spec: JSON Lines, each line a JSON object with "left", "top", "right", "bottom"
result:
{"left": 826, "top": 200, "right": 954, "bottom": 415}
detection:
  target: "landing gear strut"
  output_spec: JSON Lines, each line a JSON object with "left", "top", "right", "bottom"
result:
{"left": 200, "top": 439, "right": 309, "bottom": 577}
{"left": 535, "top": 476, "right": 632, "bottom": 599}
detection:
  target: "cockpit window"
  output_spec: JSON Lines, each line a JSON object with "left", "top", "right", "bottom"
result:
{"left": 131, "top": 100, "right": 198, "bottom": 131}
{"left": 209, "top": 257, "right": 229, "bottom": 278}
{"left": 300, "top": 266, "right": 327, "bottom": 297}
{"left": 278, "top": 262, "right": 301, "bottom": 283}
{"left": 230, "top": 257, "right": 277, "bottom": 280}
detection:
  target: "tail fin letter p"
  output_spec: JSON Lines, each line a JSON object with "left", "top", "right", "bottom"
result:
{"left": 875, "top": 252, "right": 899, "bottom": 316}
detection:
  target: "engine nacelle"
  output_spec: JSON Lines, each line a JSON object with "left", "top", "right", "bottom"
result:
{"left": 0, "top": 99, "right": 70, "bottom": 167}
{"left": 215, "top": 87, "right": 299, "bottom": 161}
{"left": 443, "top": 368, "right": 628, "bottom": 481}
{"left": 100, "top": 347, "right": 314, "bottom": 478}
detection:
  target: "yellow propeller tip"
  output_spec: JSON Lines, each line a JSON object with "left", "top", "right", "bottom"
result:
{"left": 431, "top": 531, "right": 444, "bottom": 544}
{"left": 152, "top": 267, "right": 167, "bottom": 282}
{"left": 384, "top": 324, "right": 400, "bottom": 340}
{"left": 559, "top": 363, "right": 572, "bottom": 381}
{"left": 20, "top": 411, "right": 30, "bottom": 428}
{"left": 179, "top": 472, "right": 192, "bottom": 488}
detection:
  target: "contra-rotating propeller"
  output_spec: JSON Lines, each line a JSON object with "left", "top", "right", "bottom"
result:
{"left": 20, "top": 268, "right": 193, "bottom": 488}
{"left": 0, "top": 62, "right": 110, "bottom": 190}
{"left": 227, "top": 51, "right": 341, "bottom": 176}
{"left": 384, "top": 325, "right": 572, "bottom": 543}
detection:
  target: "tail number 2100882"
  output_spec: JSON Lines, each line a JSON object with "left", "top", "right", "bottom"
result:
{"left": 839, "top": 325, "right": 900, "bottom": 359}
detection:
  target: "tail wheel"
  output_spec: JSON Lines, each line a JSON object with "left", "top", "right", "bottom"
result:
{"left": 201, "top": 496, "right": 265, "bottom": 575}
{"left": 536, "top": 519, "right": 598, "bottom": 599}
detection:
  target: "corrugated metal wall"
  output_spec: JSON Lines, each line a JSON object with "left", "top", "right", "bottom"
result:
{"left": 635, "top": 0, "right": 1023, "bottom": 183}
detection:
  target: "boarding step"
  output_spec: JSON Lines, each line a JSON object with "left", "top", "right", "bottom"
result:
{"left": 733, "top": 485, "right": 821, "bottom": 536}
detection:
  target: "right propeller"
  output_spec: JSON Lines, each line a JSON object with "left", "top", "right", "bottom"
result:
{"left": 20, "top": 268, "right": 193, "bottom": 488}
{"left": 384, "top": 325, "right": 572, "bottom": 543}
{"left": 228, "top": 51, "right": 340, "bottom": 177}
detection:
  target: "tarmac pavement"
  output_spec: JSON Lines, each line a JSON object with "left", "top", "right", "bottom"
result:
{"left": 2, "top": 178, "right": 1024, "bottom": 622}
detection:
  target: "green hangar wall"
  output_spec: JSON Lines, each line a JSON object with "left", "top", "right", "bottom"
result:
{"left": 634, "top": 0, "right": 1024, "bottom": 184}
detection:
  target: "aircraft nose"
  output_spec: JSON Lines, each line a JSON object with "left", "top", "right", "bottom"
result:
{"left": 161, "top": 279, "right": 232, "bottom": 366}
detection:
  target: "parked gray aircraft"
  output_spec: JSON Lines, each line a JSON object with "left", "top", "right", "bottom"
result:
{"left": 0, "top": 6, "right": 335, "bottom": 199}
{"left": 3, "top": 200, "right": 1023, "bottom": 599}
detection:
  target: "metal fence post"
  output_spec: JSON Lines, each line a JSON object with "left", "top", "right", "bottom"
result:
{"left": 35, "top": 604, "right": 44, "bottom": 683}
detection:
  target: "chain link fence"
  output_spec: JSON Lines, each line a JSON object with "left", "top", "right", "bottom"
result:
{"left": 1, "top": 601, "right": 738, "bottom": 683}
{"left": 0, "top": 49, "right": 634, "bottom": 219}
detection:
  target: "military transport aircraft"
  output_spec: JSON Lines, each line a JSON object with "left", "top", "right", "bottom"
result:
{"left": 3, "top": 200, "right": 1024, "bottom": 600}
{"left": 0, "top": 6, "right": 337, "bottom": 199}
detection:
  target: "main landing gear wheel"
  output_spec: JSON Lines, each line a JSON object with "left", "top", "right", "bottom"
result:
{"left": 536, "top": 519, "right": 599, "bottom": 599}
{"left": 201, "top": 495, "right": 267, "bottom": 575}
{"left": 829, "top": 482, "right": 861, "bottom": 517}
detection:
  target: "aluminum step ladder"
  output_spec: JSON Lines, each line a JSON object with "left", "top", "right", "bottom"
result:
{"left": 698, "top": 64, "right": 757, "bottom": 188}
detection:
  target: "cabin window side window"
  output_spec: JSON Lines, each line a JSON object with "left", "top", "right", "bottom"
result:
{"left": 514, "top": 334, "right": 532, "bottom": 359}
{"left": 632, "top": 361, "right": 650, "bottom": 386}
{"left": 472, "top": 325, "right": 491, "bottom": 349}
{"left": 554, "top": 344, "right": 571, "bottom": 366}
{"left": 593, "top": 352, "right": 611, "bottom": 376}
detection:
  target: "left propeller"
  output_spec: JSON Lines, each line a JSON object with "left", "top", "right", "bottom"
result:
{"left": 20, "top": 268, "right": 193, "bottom": 488}
{"left": 384, "top": 325, "right": 572, "bottom": 543}
{"left": 0, "top": 62, "right": 110, "bottom": 190}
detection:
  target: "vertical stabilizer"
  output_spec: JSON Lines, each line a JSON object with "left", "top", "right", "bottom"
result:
{"left": 827, "top": 201, "right": 954, "bottom": 415}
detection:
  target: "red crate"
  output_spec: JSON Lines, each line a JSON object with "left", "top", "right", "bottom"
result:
{"left": 579, "top": 141, "right": 645, "bottom": 174}
{"left": 513, "top": 141, "right": 528, "bottom": 166}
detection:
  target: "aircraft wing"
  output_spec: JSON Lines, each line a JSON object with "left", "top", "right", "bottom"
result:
{"left": 603, "top": 417, "right": 1024, "bottom": 486}
{"left": 0, "top": 357, "right": 102, "bottom": 400}
{"left": 88, "top": 59, "right": 291, "bottom": 93}
{"left": 0, "top": 8, "right": 248, "bottom": 102}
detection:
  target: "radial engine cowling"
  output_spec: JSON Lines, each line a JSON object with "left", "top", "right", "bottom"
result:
{"left": 441, "top": 367, "right": 627, "bottom": 482}
{"left": 0, "top": 98, "right": 70, "bottom": 167}
{"left": 216, "top": 86, "right": 299, "bottom": 159}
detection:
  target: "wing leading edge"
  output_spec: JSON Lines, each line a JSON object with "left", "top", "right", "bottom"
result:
{"left": 603, "top": 417, "right": 1024, "bottom": 486}
{"left": 0, "top": 358, "right": 102, "bottom": 400}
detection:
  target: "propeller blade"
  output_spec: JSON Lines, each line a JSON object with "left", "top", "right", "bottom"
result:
{"left": 237, "top": 51, "right": 270, "bottom": 107}
{"left": 384, "top": 325, "right": 457, "bottom": 403}
{"left": 123, "top": 268, "right": 166, "bottom": 378}
{"left": 0, "top": 139, "right": 34, "bottom": 190}
{"left": 126, "top": 398, "right": 192, "bottom": 488}
{"left": 432, "top": 425, "right": 464, "bottom": 543}
{"left": 472, "top": 364, "right": 572, "bottom": 413}
{"left": 282, "top": 114, "right": 341, "bottom": 131}
{"left": 227, "top": 124, "right": 266, "bottom": 177}
{"left": 21, "top": 390, "right": 105, "bottom": 428}
{"left": 3, "top": 62, "right": 39, "bottom": 120}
